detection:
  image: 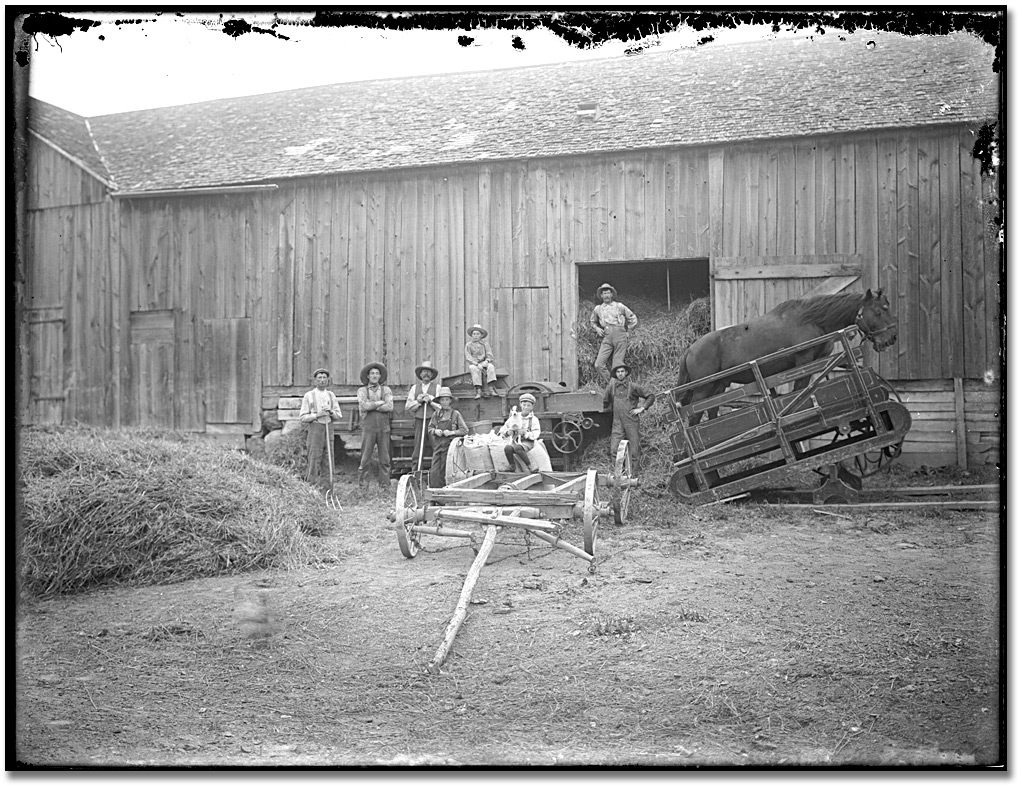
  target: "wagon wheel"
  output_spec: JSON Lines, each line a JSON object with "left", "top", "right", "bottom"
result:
{"left": 394, "top": 474, "right": 422, "bottom": 559}
{"left": 582, "top": 469, "right": 601, "bottom": 557}
{"left": 552, "top": 419, "right": 584, "bottom": 454}
{"left": 613, "top": 440, "right": 633, "bottom": 526}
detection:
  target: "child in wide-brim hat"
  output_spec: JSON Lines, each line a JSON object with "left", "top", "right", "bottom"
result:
{"left": 427, "top": 387, "right": 468, "bottom": 488}
{"left": 465, "top": 324, "right": 498, "bottom": 399}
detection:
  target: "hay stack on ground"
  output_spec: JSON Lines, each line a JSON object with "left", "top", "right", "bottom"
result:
{"left": 18, "top": 426, "right": 336, "bottom": 598}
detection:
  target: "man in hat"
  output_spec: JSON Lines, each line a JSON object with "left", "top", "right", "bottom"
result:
{"left": 590, "top": 284, "right": 638, "bottom": 382}
{"left": 298, "top": 368, "right": 343, "bottom": 494}
{"left": 499, "top": 392, "right": 542, "bottom": 473}
{"left": 357, "top": 361, "right": 394, "bottom": 488}
{"left": 603, "top": 363, "right": 655, "bottom": 475}
{"left": 465, "top": 324, "right": 498, "bottom": 399}
{"left": 427, "top": 387, "right": 468, "bottom": 488}
{"left": 405, "top": 360, "right": 442, "bottom": 472}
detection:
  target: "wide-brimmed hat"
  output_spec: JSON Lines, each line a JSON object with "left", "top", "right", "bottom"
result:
{"left": 597, "top": 283, "right": 617, "bottom": 299}
{"left": 518, "top": 393, "right": 537, "bottom": 404}
{"left": 360, "top": 361, "right": 388, "bottom": 385}
{"left": 414, "top": 360, "right": 439, "bottom": 380}
{"left": 312, "top": 368, "right": 331, "bottom": 378}
{"left": 467, "top": 324, "right": 488, "bottom": 339}
{"left": 611, "top": 364, "right": 631, "bottom": 376}
{"left": 436, "top": 387, "right": 454, "bottom": 400}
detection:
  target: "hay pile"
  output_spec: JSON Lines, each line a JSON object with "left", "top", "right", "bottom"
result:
{"left": 575, "top": 295, "right": 711, "bottom": 487}
{"left": 17, "top": 426, "right": 335, "bottom": 598}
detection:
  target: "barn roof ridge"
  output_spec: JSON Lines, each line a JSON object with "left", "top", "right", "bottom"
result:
{"left": 29, "top": 30, "right": 998, "bottom": 193}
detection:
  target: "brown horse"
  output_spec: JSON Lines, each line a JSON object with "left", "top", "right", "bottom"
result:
{"left": 675, "top": 289, "right": 898, "bottom": 423}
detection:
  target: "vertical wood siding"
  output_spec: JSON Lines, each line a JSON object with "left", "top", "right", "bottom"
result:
{"left": 27, "top": 140, "right": 107, "bottom": 209}
{"left": 26, "top": 125, "right": 1001, "bottom": 462}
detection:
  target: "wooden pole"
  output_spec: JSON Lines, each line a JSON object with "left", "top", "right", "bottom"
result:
{"left": 427, "top": 525, "right": 498, "bottom": 675}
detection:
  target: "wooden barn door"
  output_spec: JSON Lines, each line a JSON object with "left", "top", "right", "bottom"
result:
{"left": 491, "top": 286, "right": 552, "bottom": 384}
{"left": 129, "top": 310, "right": 177, "bottom": 428}
{"left": 25, "top": 306, "right": 66, "bottom": 424}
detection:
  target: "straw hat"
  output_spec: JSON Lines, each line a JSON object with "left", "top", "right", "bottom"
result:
{"left": 436, "top": 387, "right": 454, "bottom": 400}
{"left": 597, "top": 283, "right": 617, "bottom": 299}
{"left": 413, "top": 360, "right": 439, "bottom": 380}
{"left": 467, "top": 324, "right": 488, "bottom": 339}
{"left": 359, "top": 361, "right": 388, "bottom": 385}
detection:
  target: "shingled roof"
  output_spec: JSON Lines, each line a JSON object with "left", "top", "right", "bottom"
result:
{"left": 29, "top": 30, "right": 997, "bottom": 194}
{"left": 28, "top": 99, "right": 111, "bottom": 184}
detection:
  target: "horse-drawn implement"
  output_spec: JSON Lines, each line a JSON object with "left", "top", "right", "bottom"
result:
{"left": 390, "top": 440, "right": 637, "bottom": 568}
{"left": 667, "top": 325, "right": 911, "bottom": 504}
{"left": 389, "top": 441, "right": 637, "bottom": 673}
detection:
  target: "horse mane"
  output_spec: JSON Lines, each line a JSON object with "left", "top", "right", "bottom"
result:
{"left": 770, "top": 291, "right": 865, "bottom": 331}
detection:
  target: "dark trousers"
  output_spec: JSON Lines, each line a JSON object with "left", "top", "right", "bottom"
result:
{"left": 429, "top": 442, "right": 451, "bottom": 488}
{"left": 305, "top": 422, "right": 333, "bottom": 492}
{"left": 504, "top": 440, "right": 535, "bottom": 472}
{"left": 359, "top": 412, "right": 391, "bottom": 486}
{"left": 610, "top": 416, "right": 641, "bottom": 473}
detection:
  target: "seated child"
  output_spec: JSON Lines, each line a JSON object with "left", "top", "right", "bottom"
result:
{"left": 465, "top": 324, "right": 498, "bottom": 399}
{"left": 498, "top": 393, "right": 541, "bottom": 472}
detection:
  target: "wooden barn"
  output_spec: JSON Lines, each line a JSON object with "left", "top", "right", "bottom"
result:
{"left": 19, "top": 30, "right": 1001, "bottom": 468}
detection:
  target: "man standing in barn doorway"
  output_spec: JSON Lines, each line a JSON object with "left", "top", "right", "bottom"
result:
{"left": 590, "top": 283, "right": 638, "bottom": 382}
{"left": 357, "top": 361, "right": 394, "bottom": 488}
{"left": 603, "top": 364, "right": 654, "bottom": 476}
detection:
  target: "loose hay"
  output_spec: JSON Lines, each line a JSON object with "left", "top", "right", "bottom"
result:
{"left": 18, "top": 426, "right": 336, "bottom": 598}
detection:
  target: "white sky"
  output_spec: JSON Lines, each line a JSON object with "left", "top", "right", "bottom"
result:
{"left": 24, "top": 11, "right": 810, "bottom": 117}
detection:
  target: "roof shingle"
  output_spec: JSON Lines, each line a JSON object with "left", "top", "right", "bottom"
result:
{"left": 29, "top": 31, "right": 998, "bottom": 193}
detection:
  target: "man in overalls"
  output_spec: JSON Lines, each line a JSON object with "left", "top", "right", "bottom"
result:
{"left": 603, "top": 364, "right": 655, "bottom": 475}
{"left": 404, "top": 360, "right": 442, "bottom": 473}
{"left": 357, "top": 361, "right": 394, "bottom": 488}
{"left": 590, "top": 283, "right": 638, "bottom": 382}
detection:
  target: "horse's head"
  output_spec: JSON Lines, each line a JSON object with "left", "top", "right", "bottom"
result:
{"left": 855, "top": 289, "right": 898, "bottom": 350}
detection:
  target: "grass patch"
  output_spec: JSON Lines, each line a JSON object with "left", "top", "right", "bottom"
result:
{"left": 17, "top": 425, "right": 337, "bottom": 598}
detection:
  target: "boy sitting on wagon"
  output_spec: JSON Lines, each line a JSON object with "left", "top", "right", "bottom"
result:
{"left": 498, "top": 393, "right": 542, "bottom": 473}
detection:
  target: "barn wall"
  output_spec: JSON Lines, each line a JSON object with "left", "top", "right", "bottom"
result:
{"left": 27, "top": 136, "right": 108, "bottom": 209}
{"left": 24, "top": 122, "right": 1002, "bottom": 469}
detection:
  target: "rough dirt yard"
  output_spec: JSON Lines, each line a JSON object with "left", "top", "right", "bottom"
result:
{"left": 15, "top": 468, "right": 1003, "bottom": 768}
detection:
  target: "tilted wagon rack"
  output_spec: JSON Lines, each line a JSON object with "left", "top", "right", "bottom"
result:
{"left": 666, "top": 326, "right": 912, "bottom": 505}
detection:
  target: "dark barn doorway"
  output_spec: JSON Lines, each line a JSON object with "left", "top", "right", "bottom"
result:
{"left": 577, "top": 259, "right": 709, "bottom": 312}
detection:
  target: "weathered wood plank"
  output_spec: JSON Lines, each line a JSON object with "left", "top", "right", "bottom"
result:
{"left": 918, "top": 133, "right": 942, "bottom": 379}
{"left": 794, "top": 141, "right": 816, "bottom": 255}
{"left": 817, "top": 141, "right": 837, "bottom": 255}
{"left": 836, "top": 141, "right": 856, "bottom": 255}
{"left": 624, "top": 156, "right": 645, "bottom": 260}
{"left": 938, "top": 132, "right": 963, "bottom": 378}
{"left": 707, "top": 147, "right": 724, "bottom": 263}
{"left": 896, "top": 133, "right": 920, "bottom": 380}
{"left": 644, "top": 150, "right": 666, "bottom": 260}
{"left": 364, "top": 176, "right": 386, "bottom": 362}
{"left": 712, "top": 261, "right": 860, "bottom": 279}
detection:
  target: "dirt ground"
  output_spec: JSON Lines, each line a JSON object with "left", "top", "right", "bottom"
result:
{"left": 14, "top": 467, "right": 1003, "bottom": 768}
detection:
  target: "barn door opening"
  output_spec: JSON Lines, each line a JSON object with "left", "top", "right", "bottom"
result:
{"left": 575, "top": 259, "right": 710, "bottom": 386}
{"left": 578, "top": 259, "right": 709, "bottom": 313}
